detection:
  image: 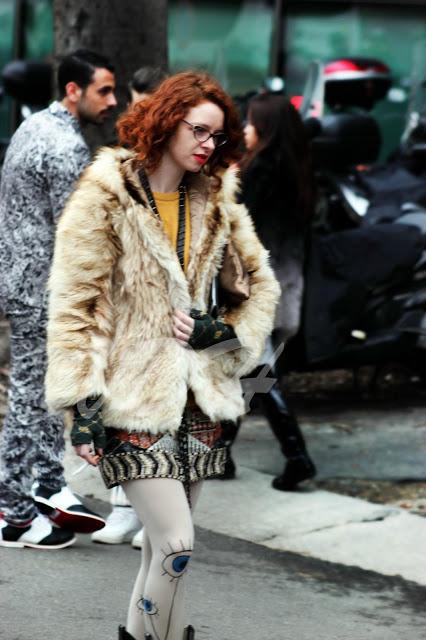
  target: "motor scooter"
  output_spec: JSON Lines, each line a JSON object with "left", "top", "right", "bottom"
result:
{"left": 301, "top": 58, "right": 426, "bottom": 228}
{"left": 281, "top": 58, "right": 426, "bottom": 383}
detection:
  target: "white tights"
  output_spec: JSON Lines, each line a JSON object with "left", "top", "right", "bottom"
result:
{"left": 123, "top": 479, "right": 202, "bottom": 640}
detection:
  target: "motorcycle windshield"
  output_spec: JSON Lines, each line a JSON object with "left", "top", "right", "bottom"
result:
{"left": 401, "top": 78, "right": 426, "bottom": 145}
{"left": 300, "top": 61, "right": 324, "bottom": 119}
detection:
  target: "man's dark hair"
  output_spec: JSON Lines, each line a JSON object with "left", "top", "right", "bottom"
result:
{"left": 126, "top": 66, "right": 167, "bottom": 102}
{"left": 57, "top": 49, "right": 115, "bottom": 98}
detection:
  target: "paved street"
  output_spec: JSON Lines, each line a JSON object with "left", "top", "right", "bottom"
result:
{"left": 1, "top": 509, "right": 426, "bottom": 640}
{"left": 66, "top": 400, "right": 426, "bottom": 586}
{"left": 1, "top": 356, "right": 426, "bottom": 638}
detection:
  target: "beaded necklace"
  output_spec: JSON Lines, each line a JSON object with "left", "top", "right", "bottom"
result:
{"left": 139, "top": 166, "right": 192, "bottom": 505}
{"left": 139, "top": 166, "right": 187, "bottom": 271}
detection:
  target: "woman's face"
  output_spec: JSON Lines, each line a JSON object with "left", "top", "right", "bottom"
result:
{"left": 167, "top": 100, "right": 225, "bottom": 173}
{"left": 243, "top": 116, "right": 259, "bottom": 151}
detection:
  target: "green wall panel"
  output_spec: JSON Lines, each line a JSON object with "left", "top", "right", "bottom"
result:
{"left": 0, "top": 0, "right": 15, "bottom": 141}
{"left": 25, "top": 0, "right": 53, "bottom": 59}
{"left": 169, "top": 0, "right": 273, "bottom": 94}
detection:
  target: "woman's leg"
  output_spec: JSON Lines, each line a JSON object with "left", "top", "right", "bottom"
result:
{"left": 123, "top": 479, "right": 202, "bottom": 640}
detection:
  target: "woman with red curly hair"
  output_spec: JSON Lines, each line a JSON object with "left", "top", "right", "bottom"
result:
{"left": 46, "top": 71, "right": 280, "bottom": 640}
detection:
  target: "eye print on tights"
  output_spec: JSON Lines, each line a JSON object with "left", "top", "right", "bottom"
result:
{"left": 137, "top": 596, "right": 159, "bottom": 617}
{"left": 161, "top": 550, "right": 192, "bottom": 581}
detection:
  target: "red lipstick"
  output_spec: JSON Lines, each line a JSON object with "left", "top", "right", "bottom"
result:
{"left": 193, "top": 154, "right": 208, "bottom": 165}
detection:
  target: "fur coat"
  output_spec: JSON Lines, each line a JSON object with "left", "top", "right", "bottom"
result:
{"left": 45, "top": 147, "right": 280, "bottom": 435}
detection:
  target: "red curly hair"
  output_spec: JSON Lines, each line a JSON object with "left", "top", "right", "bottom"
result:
{"left": 116, "top": 70, "right": 242, "bottom": 181}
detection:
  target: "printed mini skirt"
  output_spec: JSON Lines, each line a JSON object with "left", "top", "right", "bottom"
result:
{"left": 99, "top": 402, "right": 230, "bottom": 490}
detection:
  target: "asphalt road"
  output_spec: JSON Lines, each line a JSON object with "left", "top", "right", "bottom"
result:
{"left": 237, "top": 400, "right": 426, "bottom": 481}
{"left": 0, "top": 506, "right": 425, "bottom": 640}
{"left": 1, "top": 320, "right": 426, "bottom": 639}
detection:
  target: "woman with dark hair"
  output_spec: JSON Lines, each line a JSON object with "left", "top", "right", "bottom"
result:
{"left": 45, "top": 72, "right": 280, "bottom": 640}
{"left": 235, "top": 92, "right": 317, "bottom": 491}
{"left": 241, "top": 93, "right": 314, "bottom": 235}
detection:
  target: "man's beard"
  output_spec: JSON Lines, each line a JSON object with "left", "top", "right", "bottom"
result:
{"left": 77, "top": 101, "right": 112, "bottom": 126}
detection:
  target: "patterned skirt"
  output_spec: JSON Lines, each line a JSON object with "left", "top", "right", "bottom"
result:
{"left": 99, "top": 403, "right": 229, "bottom": 490}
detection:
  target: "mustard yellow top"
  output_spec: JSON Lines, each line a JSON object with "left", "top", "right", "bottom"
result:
{"left": 153, "top": 191, "right": 191, "bottom": 273}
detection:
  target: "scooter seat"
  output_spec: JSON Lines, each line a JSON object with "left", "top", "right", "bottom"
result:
{"left": 311, "top": 113, "right": 381, "bottom": 169}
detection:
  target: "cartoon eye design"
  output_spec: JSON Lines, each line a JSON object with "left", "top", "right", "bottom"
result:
{"left": 137, "top": 597, "right": 159, "bottom": 616}
{"left": 161, "top": 551, "right": 192, "bottom": 579}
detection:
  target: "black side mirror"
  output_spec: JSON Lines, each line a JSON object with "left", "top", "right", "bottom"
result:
{"left": 1, "top": 59, "right": 52, "bottom": 106}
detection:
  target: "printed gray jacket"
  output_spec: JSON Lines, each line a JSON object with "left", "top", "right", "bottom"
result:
{"left": 0, "top": 101, "right": 90, "bottom": 311}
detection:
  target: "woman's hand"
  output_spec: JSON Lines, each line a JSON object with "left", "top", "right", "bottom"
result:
{"left": 71, "top": 396, "right": 106, "bottom": 467}
{"left": 188, "top": 309, "right": 239, "bottom": 350}
{"left": 74, "top": 444, "right": 102, "bottom": 467}
{"left": 172, "top": 309, "right": 195, "bottom": 346}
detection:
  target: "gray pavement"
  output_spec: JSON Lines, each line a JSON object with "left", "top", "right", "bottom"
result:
{"left": 65, "top": 405, "right": 426, "bottom": 586}
{"left": 238, "top": 404, "right": 426, "bottom": 481}
{"left": 1, "top": 503, "right": 425, "bottom": 640}
{"left": 1, "top": 394, "right": 426, "bottom": 638}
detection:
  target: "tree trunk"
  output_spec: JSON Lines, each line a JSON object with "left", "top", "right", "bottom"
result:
{"left": 53, "top": 0, "right": 168, "bottom": 148}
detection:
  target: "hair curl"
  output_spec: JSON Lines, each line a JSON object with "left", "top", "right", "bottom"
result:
{"left": 117, "top": 71, "right": 242, "bottom": 183}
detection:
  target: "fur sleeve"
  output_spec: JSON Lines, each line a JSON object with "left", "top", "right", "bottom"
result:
{"left": 219, "top": 202, "right": 281, "bottom": 377}
{"left": 45, "top": 175, "right": 121, "bottom": 413}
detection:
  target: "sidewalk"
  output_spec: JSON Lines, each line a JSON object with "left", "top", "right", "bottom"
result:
{"left": 1, "top": 409, "right": 425, "bottom": 639}
{"left": 65, "top": 410, "right": 426, "bottom": 587}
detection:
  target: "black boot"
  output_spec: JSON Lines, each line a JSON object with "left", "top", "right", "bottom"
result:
{"left": 260, "top": 384, "right": 316, "bottom": 491}
{"left": 220, "top": 420, "right": 241, "bottom": 479}
{"left": 222, "top": 447, "right": 237, "bottom": 479}
{"left": 183, "top": 625, "right": 195, "bottom": 639}
{"left": 118, "top": 626, "right": 149, "bottom": 640}
{"left": 272, "top": 455, "right": 316, "bottom": 491}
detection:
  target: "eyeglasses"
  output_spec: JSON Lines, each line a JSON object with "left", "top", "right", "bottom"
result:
{"left": 182, "top": 119, "right": 228, "bottom": 147}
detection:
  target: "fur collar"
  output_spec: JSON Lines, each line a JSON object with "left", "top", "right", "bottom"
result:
{"left": 87, "top": 146, "right": 239, "bottom": 302}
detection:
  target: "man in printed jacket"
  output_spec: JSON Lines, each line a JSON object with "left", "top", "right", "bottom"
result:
{"left": 0, "top": 49, "right": 117, "bottom": 550}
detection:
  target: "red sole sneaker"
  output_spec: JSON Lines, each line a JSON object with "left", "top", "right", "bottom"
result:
{"left": 36, "top": 502, "right": 106, "bottom": 534}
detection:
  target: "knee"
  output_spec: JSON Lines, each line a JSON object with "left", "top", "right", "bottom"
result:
{"left": 158, "top": 538, "right": 194, "bottom": 580}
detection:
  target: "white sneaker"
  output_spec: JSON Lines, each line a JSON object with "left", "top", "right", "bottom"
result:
{"left": 131, "top": 526, "right": 144, "bottom": 549}
{"left": 0, "top": 513, "right": 76, "bottom": 550}
{"left": 91, "top": 507, "right": 141, "bottom": 544}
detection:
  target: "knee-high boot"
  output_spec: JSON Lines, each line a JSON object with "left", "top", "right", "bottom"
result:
{"left": 118, "top": 626, "right": 152, "bottom": 640}
{"left": 118, "top": 624, "right": 194, "bottom": 639}
{"left": 118, "top": 627, "right": 135, "bottom": 639}
{"left": 219, "top": 419, "right": 241, "bottom": 479}
{"left": 260, "top": 384, "right": 316, "bottom": 491}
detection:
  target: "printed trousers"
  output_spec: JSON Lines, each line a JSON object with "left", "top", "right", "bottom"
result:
{"left": 0, "top": 306, "right": 65, "bottom": 522}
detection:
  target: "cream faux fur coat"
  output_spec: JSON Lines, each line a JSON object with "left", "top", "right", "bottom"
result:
{"left": 45, "top": 147, "right": 280, "bottom": 435}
